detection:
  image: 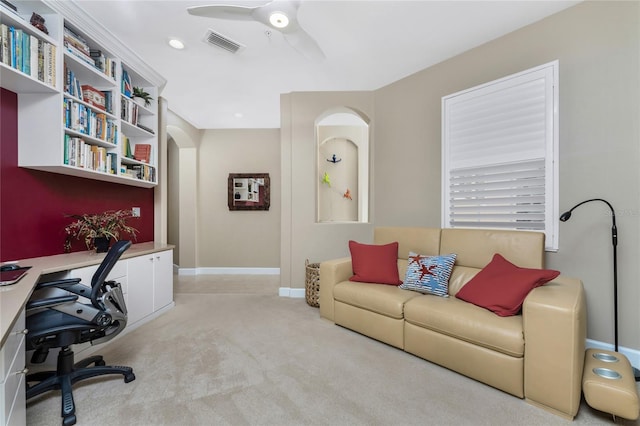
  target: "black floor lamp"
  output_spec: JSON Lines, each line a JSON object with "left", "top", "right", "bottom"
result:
{"left": 560, "top": 198, "right": 640, "bottom": 381}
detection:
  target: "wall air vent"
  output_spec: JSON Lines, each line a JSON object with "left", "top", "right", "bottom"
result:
{"left": 203, "top": 29, "right": 244, "bottom": 54}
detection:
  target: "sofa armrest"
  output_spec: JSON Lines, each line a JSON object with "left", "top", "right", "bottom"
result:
{"left": 319, "top": 257, "right": 352, "bottom": 321}
{"left": 522, "top": 275, "right": 586, "bottom": 419}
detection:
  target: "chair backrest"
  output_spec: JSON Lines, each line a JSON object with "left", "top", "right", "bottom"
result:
{"left": 90, "top": 240, "right": 131, "bottom": 304}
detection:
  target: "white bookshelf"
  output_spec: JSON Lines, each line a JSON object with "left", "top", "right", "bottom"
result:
{"left": 0, "top": 0, "right": 165, "bottom": 188}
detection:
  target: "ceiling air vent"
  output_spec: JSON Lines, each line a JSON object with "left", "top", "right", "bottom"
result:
{"left": 203, "top": 29, "right": 244, "bottom": 54}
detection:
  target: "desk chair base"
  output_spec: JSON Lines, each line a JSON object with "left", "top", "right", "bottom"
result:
{"left": 27, "top": 347, "right": 135, "bottom": 426}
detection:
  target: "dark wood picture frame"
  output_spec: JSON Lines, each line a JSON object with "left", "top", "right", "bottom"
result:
{"left": 228, "top": 173, "right": 270, "bottom": 211}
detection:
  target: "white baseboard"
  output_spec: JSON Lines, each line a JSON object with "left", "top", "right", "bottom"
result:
{"left": 278, "top": 287, "right": 306, "bottom": 298}
{"left": 177, "top": 267, "right": 280, "bottom": 275}
{"left": 586, "top": 338, "right": 640, "bottom": 370}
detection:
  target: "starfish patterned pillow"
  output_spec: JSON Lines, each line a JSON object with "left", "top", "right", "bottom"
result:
{"left": 399, "top": 252, "right": 457, "bottom": 297}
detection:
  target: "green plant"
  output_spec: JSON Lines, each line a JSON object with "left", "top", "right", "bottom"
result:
{"left": 64, "top": 209, "right": 138, "bottom": 252}
{"left": 132, "top": 87, "right": 153, "bottom": 106}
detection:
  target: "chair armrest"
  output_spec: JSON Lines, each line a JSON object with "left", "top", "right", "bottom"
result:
{"left": 37, "top": 278, "right": 93, "bottom": 300}
{"left": 26, "top": 295, "right": 79, "bottom": 310}
{"left": 36, "top": 278, "right": 81, "bottom": 289}
{"left": 319, "top": 257, "right": 352, "bottom": 321}
{"left": 522, "top": 275, "right": 586, "bottom": 419}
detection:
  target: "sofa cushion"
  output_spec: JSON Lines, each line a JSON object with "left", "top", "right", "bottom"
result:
{"left": 404, "top": 295, "right": 524, "bottom": 357}
{"left": 400, "top": 252, "right": 456, "bottom": 297}
{"left": 455, "top": 253, "right": 560, "bottom": 317}
{"left": 348, "top": 240, "right": 402, "bottom": 285}
{"left": 334, "top": 281, "right": 420, "bottom": 319}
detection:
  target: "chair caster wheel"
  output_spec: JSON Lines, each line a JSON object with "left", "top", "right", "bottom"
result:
{"left": 62, "top": 414, "right": 77, "bottom": 426}
{"left": 95, "top": 359, "right": 106, "bottom": 366}
{"left": 125, "top": 372, "right": 136, "bottom": 383}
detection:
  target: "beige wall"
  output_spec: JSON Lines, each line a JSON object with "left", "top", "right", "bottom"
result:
{"left": 373, "top": 1, "right": 640, "bottom": 350}
{"left": 281, "top": 92, "right": 375, "bottom": 289}
{"left": 198, "top": 129, "right": 280, "bottom": 267}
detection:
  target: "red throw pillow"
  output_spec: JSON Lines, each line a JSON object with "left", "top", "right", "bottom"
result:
{"left": 348, "top": 240, "right": 401, "bottom": 285}
{"left": 455, "top": 253, "right": 560, "bottom": 316}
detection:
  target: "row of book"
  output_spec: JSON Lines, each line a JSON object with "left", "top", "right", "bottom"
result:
{"left": 64, "top": 67, "right": 114, "bottom": 113}
{"left": 64, "top": 135, "right": 118, "bottom": 174}
{"left": 122, "top": 164, "right": 156, "bottom": 182}
{"left": 63, "top": 99, "right": 118, "bottom": 144}
{"left": 63, "top": 26, "right": 115, "bottom": 79}
{"left": 90, "top": 49, "right": 116, "bottom": 80}
{"left": 0, "top": 24, "right": 56, "bottom": 87}
{"left": 121, "top": 97, "right": 140, "bottom": 125}
{"left": 64, "top": 134, "right": 156, "bottom": 182}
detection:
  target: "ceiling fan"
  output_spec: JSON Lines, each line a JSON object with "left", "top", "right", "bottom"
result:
{"left": 187, "top": 0, "right": 325, "bottom": 61}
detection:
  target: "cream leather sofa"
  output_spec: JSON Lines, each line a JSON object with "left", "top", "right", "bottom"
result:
{"left": 319, "top": 227, "right": 586, "bottom": 419}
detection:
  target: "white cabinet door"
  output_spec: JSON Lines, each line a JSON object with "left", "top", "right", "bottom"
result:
{"left": 126, "top": 255, "right": 154, "bottom": 325}
{"left": 152, "top": 250, "right": 174, "bottom": 311}
{"left": 1, "top": 310, "right": 26, "bottom": 426}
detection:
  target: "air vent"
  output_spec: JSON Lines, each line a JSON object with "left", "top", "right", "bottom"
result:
{"left": 203, "top": 29, "right": 244, "bottom": 54}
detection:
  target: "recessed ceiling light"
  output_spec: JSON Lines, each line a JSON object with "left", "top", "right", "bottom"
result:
{"left": 269, "top": 12, "right": 289, "bottom": 28}
{"left": 168, "top": 38, "right": 185, "bottom": 50}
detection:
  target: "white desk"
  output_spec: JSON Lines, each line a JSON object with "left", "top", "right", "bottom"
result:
{"left": 0, "top": 242, "right": 174, "bottom": 347}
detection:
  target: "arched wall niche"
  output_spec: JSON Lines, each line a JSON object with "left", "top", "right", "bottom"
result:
{"left": 315, "top": 108, "right": 370, "bottom": 223}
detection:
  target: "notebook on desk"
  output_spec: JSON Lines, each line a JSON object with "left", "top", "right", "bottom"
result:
{"left": 0, "top": 266, "right": 31, "bottom": 286}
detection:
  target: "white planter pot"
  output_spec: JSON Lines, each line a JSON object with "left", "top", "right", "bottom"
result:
{"left": 133, "top": 97, "right": 147, "bottom": 107}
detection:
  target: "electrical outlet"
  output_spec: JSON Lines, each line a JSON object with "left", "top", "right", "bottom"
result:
{"left": 132, "top": 207, "right": 141, "bottom": 217}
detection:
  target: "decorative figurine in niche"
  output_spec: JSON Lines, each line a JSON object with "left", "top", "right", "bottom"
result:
{"left": 326, "top": 154, "right": 342, "bottom": 163}
{"left": 30, "top": 12, "right": 48, "bottom": 34}
{"left": 343, "top": 189, "right": 352, "bottom": 200}
{"left": 321, "top": 172, "right": 331, "bottom": 187}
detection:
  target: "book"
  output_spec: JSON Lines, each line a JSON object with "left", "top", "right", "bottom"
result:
{"left": 22, "top": 32, "right": 30, "bottom": 75}
{"left": 133, "top": 143, "right": 151, "bottom": 163}
{"left": 0, "top": 24, "right": 8, "bottom": 65}
{"left": 9, "top": 26, "right": 16, "bottom": 69}
{"left": 14, "top": 28, "right": 21, "bottom": 71}
{"left": 121, "top": 69, "right": 132, "bottom": 97}
{"left": 81, "top": 85, "right": 106, "bottom": 110}
{"left": 122, "top": 134, "right": 132, "bottom": 158}
{"left": 136, "top": 123, "right": 154, "bottom": 134}
{"left": 29, "top": 34, "right": 38, "bottom": 78}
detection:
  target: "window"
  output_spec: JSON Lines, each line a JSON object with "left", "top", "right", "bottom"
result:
{"left": 442, "top": 61, "right": 559, "bottom": 250}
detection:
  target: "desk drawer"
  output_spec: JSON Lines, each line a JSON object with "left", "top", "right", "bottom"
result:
{"left": 1, "top": 312, "right": 26, "bottom": 382}
{"left": 1, "top": 328, "right": 26, "bottom": 425}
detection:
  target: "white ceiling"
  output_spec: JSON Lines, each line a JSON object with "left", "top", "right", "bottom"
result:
{"left": 75, "top": 0, "right": 579, "bottom": 129}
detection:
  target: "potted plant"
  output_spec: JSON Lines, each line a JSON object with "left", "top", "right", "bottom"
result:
{"left": 64, "top": 209, "right": 138, "bottom": 253}
{"left": 132, "top": 87, "right": 153, "bottom": 107}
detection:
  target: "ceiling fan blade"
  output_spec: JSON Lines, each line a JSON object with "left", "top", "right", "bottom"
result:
{"left": 187, "top": 4, "right": 265, "bottom": 21}
{"left": 283, "top": 27, "right": 325, "bottom": 61}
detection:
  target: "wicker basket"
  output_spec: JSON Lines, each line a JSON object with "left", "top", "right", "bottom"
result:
{"left": 305, "top": 259, "right": 320, "bottom": 308}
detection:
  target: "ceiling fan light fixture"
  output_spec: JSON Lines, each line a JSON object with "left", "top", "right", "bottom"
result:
{"left": 269, "top": 11, "right": 289, "bottom": 29}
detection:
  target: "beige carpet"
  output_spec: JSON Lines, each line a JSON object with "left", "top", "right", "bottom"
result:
{"left": 26, "top": 275, "right": 638, "bottom": 425}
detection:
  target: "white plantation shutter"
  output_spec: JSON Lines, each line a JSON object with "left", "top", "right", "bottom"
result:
{"left": 442, "top": 61, "right": 559, "bottom": 250}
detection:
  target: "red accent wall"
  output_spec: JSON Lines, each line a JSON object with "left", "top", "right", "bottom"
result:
{"left": 0, "top": 88, "right": 154, "bottom": 261}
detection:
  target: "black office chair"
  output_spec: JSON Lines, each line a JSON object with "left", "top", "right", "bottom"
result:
{"left": 25, "top": 240, "right": 135, "bottom": 426}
